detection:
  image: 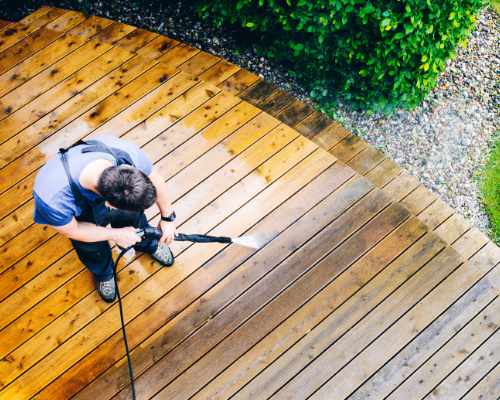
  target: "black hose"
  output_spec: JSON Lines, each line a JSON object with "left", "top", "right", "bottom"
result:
{"left": 114, "top": 246, "right": 137, "bottom": 400}
{"left": 114, "top": 229, "right": 233, "bottom": 399}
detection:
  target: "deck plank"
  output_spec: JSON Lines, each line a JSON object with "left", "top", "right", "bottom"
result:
{"left": 0, "top": 8, "right": 497, "bottom": 400}
{"left": 217, "top": 68, "right": 260, "bottom": 95}
{"left": 0, "top": 11, "right": 86, "bottom": 76}
{"left": 193, "top": 217, "right": 428, "bottom": 400}
{"left": 310, "top": 252, "right": 499, "bottom": 399}
{"left": 2, "top": 145, "right": 333, "bottom": 399}
{"left": 235, "top": 231, "right": 447, "bottom": 399}
{"left": 385, "top": 291, "right": 499, "bottom": 400}
{"left": 63, "top": 163, "right": 358, "bottom": 400}
{"left": 461, "top": 364, "right": 500, "bottom": 400}
{"left": 349, "top": 269, "right": 499, "bottom": 399}
{"left": 0, "top": 8, "right": 65, "bottom": 53}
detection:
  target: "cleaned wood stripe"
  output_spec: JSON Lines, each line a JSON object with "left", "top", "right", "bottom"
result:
{"left": 198, "top": 59, "right": 240, "bottom": 86}
{"left": 0, "top": 114, "right": 289, "bottom": 354}
{"left": 0, "top": 85, "right": 230, "bottom": 334}
{"left": 0, "top": 17, "right": 123, "bottom": 99}
{"left": 0, "top": 44, "right": 186, "bottom": 195}
{"left": 145, "top": 201, "right": 410, "bottom": 400}
{"left": 0, "top": 120, "right": 321, "bottom": 381}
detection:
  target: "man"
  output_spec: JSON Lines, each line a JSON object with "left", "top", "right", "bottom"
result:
{"left": 33, "top": 135, "right": 177, "bottom": 302}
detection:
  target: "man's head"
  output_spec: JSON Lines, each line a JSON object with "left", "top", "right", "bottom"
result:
{"left": 97, "top": 165, "right": 156, "bottom": 211}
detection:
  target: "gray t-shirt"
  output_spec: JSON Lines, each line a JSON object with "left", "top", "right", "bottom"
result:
{"left": 33, "top": 135, "right": 152, "bottom": 227}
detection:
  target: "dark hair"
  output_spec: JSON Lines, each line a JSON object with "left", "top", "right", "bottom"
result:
{"left": 97, "top": 165, "right": 157, "bottom": 211}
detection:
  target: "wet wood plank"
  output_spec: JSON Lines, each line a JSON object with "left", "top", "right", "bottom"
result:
{"left": 217, "top": 68, "right": 259, "bottom": 95}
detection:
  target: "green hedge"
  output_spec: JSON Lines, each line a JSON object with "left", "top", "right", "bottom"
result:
{"left": 197, "top": 0, "right": 483, "bottom": 111}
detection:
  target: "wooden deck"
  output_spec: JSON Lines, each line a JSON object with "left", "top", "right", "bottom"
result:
{"left": 0, "top": 7, "right": 498, "bottom": 400}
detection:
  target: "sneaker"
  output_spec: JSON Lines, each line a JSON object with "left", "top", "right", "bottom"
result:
{"left": 97, "top": 276, "right": 116, "bottom": 303}
{"left": 151, "top": 242, "right": 175, "bottom": 267}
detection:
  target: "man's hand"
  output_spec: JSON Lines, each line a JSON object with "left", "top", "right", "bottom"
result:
{"left": 110, "top": 227, "right": 142, "bottom": 248}
{"left": 158, "top": 220, "right": 176, "bottom": 244}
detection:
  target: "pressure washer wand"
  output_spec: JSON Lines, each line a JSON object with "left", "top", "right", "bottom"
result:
{"left": 136, "top": 227, "right": 260, "bottom": 249}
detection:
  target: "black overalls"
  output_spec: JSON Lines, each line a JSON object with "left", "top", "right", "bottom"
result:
{"left": 59, "top": 140, "right": 158, "bottom": 281}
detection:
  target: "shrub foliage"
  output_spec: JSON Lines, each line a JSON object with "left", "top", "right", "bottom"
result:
{"left": 197, "top": 0, "right": 483, "bottom": 110}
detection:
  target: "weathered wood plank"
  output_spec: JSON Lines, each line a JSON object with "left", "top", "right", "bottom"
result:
{"left": 383, "top": 172, "right": 421, "bottom": 202}
{"left": 435, "top": 212, "right": 472, "bottom": 245}
{"left": 329, "top": 134, "right": 368, "bottom": 164}
{"left": 349, "top": 270, "right": 499, "bottom": 400}
{"left": 385, "top": 290, "right": 499, "bottom": 400}
{"left": 234, "top": 231, "right": 447, "bottom": 399}
{"left": 259, "top": 89, "right": 296, "bottom": 117}
{"left": 277, "top": 99, "right": 315, "bottom": 127}
{"left": 347, "top": 146, "right": 386, "bottom": 175}
{"left": 365, "top": 158, "right": 403, "bottom": 188}
{"left": 310, "top": 255, "right": 499, "bottom": 399}
{"left": 240, "top": 80, "right": 276, "bottom": 104}
{"left": 192, "top": 217, "right": 428, "bottom": 400}
{"left": 460, "top": 364, "right": 500, "bottom": 400}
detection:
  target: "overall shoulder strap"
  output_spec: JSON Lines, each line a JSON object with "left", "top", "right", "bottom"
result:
{"left": 59, "top": 150, "right": 87, "bottom": 209}
{"left": 81, "top": 140, "right": 135, "bottom": 166}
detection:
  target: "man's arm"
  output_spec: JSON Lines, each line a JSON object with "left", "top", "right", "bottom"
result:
{"left": 54, "top": 217, "right": 141, "bottom": 248}
{"left": 148, "top": 167, "right": 176, "bottom": 243}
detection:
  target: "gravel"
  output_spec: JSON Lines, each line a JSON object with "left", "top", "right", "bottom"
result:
{"left": 2, "top": 1, "right": 498, "bottom": 236}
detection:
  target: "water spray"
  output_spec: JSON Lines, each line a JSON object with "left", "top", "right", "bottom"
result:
{"left": 115, "top": 226, "right": 261, "bottom": 399}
